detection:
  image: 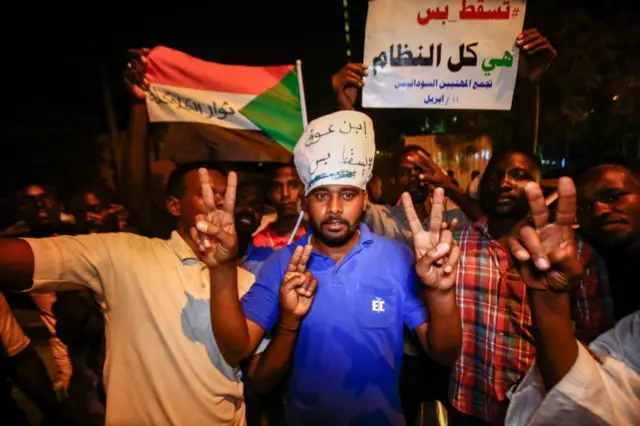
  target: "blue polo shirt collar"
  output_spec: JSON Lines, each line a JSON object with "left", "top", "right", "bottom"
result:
{"left": 293, "top": 223, "right": 375, "bottom": 268}
{"left": 295, "top": 223, "right": 374, "bottom": 248}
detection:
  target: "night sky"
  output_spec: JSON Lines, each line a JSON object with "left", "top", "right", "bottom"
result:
{"left": 0, "top": 3, "right": 372, "bottom": 192}
{"left": 2, "top": 4, "right": 357, "bottom": 126}
{"left": 0, "top": 1, "right": 636, "bottom": 196}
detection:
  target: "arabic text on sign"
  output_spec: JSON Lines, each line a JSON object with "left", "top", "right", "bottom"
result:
{"left": 148, "top": 89, "right": 236, "bottom": 121}
{"left": 340, "top": 146, "right": 374, "bottom": 176}
{"left": 373, "top": 42, "right": 478, "bottom": 75}
{"left": 417, "top": 0, "right": 515, "bottom": 26}
{"left": 305, "top": 120, "right": 368, "bottom": 147}
{"left": 395, "top": 79, "right": 493, "bottom": 90}
{"left": 481, "top": 50, "right": 513, "bottom": 71}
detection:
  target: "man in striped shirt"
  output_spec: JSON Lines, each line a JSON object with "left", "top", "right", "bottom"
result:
{"left": 448, "top": 150, "right": 613, "bottom": 426}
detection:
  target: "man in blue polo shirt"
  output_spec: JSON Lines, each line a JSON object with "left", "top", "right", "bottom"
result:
{"left": 194, "top": 111, "right": 462, "bottom": 426}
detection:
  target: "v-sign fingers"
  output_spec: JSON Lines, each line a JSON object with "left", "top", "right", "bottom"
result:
{"left": 520, "top": 226, "right": 550, "bottom": 271}
{"left": 555, "top": 177, "right": 577, "bottom": 228}
{"left": 222, "top": 172, "right": 238, "bottom": 215}
{"left": 524, "top": 182, "right": 549, "bottom": 229}
{"left": 287, "top": 246, "right": 305, "bottom": 273}
{"left": 444, "top": 244, "right": 460, "bottom": 275}
{"left": 440, "top": 227, "right": 453, "bottom": 248}
{"left": 296, "top": 245, "right": 313, "bottom": 273}
{"left": 401, "top": 192, "right": 425, "bottom": 237}
{"left": 428, "top": 188, "right": 445, "bottom": 234}
{"left": 198, "top": 168, "right": 217, "bottom": 212}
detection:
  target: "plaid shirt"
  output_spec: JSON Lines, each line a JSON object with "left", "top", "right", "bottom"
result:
{"left": 450, "top": 217, "right": 614, "bottom": 424}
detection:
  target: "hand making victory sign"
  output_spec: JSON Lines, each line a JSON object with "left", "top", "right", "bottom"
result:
{"left": 279, "top": 245, "right": 317, "bottom": 323}
{"left": 191, "top": 168, "right": 239, "bottom": 267}
{"left": 507, "top": 177, "right": 583, "bottom": 291}
{"left": 402, "top": 188, "right": 460, "bottom": 291}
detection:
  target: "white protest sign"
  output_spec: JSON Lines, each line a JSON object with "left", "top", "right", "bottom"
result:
{"left": 294, "top": 111, "right": 375, "bottom": 194}
{"left": 363, "top": 0, "right": 526, "bottom": 110}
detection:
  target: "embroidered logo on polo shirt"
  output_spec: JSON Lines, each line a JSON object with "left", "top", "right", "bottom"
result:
{"left": 372, "top": 297, "right": 385, "bottom": 313}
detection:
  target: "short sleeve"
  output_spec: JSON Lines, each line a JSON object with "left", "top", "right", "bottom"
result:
{"left": 0, "top": 292, "right": 30, "bottom": 357}
{"left": 236, "top": 267, "right": 256, "bottom": 299}
{"left": 400, "top": 252, "right": 428, "bottom": 330}
{"left": 22, "top": 233, "right": 134, "bottom": 297}
{"left": 240, "top": 249, "right": 288, "bottom": 333}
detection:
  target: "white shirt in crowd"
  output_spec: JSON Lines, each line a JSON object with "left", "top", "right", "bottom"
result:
{"left": 506, "top": 311, "right": 640, "bottom": 426}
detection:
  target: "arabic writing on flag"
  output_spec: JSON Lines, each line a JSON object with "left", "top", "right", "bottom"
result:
{"left": 144, "top": 46, "right": 305, "bottom": 153}
{"left": 363, "top": 0, "right": 527, "bottom": 110}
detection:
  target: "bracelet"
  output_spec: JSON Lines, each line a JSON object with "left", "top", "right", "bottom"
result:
{"left": 278, "top": 323, "right": 300, "bottom": 333}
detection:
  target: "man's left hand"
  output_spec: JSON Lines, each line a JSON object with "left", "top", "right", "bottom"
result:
{"left": 507, "top": 177, "right": 583, "bottom": 291}
{"left": 191, "top": 169, "right": 239, "bottom": 267}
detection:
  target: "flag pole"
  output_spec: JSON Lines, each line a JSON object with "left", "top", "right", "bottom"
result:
{"left": 288, "top": 59, "right": 308, "bottom": 245}
{"left": 296, "top": 59, "right": 308, "bottom": 126}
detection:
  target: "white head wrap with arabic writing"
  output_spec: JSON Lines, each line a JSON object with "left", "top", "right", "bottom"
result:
{"left": 294, "top": 111, "right": 375, "bottom": 195}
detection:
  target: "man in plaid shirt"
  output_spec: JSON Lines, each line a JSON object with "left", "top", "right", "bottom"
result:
{"left": 449, "top": 150, "right": 614, "bottom": 426}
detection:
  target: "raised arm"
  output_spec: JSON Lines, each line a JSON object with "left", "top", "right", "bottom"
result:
{"left": 508, "top": 177, "right": 584, "bottom": 390}
{"left": 246, "top": 245, "right": 316, "bottom": 393}
{"left": 505, "top": 179, "right": 640, "bottom": 425}
{"left": 331, "top": 62, "right": 368, "bottom": 111}
{"left": 403, "top": 188, "right": 462, "bottom": 365}
{"left": 122, "top": 48, "right": 153, "bottom": 231}
{"left": 1, "top": 232, "right": 115, "bottom": 295}
{"left": 190, "top": 168, "right": 262, "bottom": 364}
{"left": 511, "top": 29, "right": 556, "bottom": 152}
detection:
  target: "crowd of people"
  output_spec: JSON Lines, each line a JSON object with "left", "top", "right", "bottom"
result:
{"left": 0, "top": 27, "right": 638, "bottom": 426}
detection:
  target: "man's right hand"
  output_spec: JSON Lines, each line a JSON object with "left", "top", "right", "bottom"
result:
{"left": 192, "top": 169, "right": 239, "bottom": 268}
{"left": 123, "top": 47, "right": 150, "bottom": 103}
{"left": 516, "top": 29, "right": 556, "bottom": 84}
{"left": 331, "top": 63, "right": 368, "bottom": 110}
{"left": 279, "top": 245, "right": 317, "bottom": 324}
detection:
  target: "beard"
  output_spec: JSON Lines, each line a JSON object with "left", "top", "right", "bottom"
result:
{"left": 309, "top": 215, "right": 359, "bottom": 247}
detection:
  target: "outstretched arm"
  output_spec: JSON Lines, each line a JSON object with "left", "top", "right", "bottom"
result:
{"left": 403, "top": 189, "right": 462, "bottom": 365}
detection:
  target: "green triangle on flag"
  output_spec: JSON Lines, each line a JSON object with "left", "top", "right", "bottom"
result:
{"left": 239, "top": 69, "right": 304, "bottom": 152}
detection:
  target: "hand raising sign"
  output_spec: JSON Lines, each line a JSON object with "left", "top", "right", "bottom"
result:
{"left": 403, "top": 188, "right": 460, "bottom": 291}
{"left": 123, "top": 47, "right": 150, "bottom": 103}
{"left": 280, "top": 245, "right": 317, "bottom": 319}
{"left": 516, "top": 29, "right": 557, "bottom": 84}
{"left": 191, "top": 168, "right": 238, "bottom": 267}
{"left": 507, "top": 177, "right": 583, "bottom": 291}
{"left": 331, "top": 62, "right": 368, "bottom": 111}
